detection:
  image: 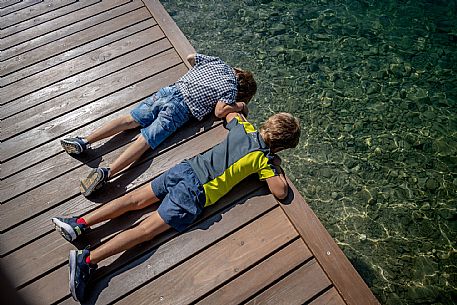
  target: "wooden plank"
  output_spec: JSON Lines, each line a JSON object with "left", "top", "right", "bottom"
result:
{"left": 2, "top": 124, "right": 229, "bottom": 288}
{"left": 1, "top": 25, "right": 165, "bottom": 122}
{"left": 309, "top": 288, "right": 347, "bottom": 305}
{"left": 0, "top": 0, "right": 22, "bottom": 9}
{"left": 1, "top": 0, "right": 77, "bottom": 29}
{"left": 196, "top": 238, "right": 312, "bottom": 305}
{"left": 24, "top": 181, "right": 270, "bottom": 305}
{"left": 245, "top": 259, "right": 331, "bottom": 305}
{"left": 0, "top": 0, "right": 42, "bottom": 17}
{"left": 1, "top": 26, "right": 165, "bottom": 139}
{"left": 0, "top": 62, "right": 187, "bottom": 179}
{"left": 1, "top": 0, "right": 107, "bottom": 42}
{"left": 279, "top": 178, "right": 380, "bottom": 305}
{"left": 0, "top": 123, "right": 224, "bottom": 253}
{"left": 143, "top": 0, "right": 195, "bottom": 69}
{"left": 0, "top": 48, "right": 180, "bottom": 162}
{"left": 2, "top": 18, "right": 155, "bottom": 87}
{"left": 116, "top": 207, "right": 297, "bottom": 305}
{"left": 1, "top": 10, "right": 152, "bottom": 107}
{"left": 0, "top": 0, "right": 143, "bottom": 64}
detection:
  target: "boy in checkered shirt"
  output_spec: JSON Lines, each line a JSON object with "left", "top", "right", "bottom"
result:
{"left": 60, "top": 53, "right": 257, "bottom": 197}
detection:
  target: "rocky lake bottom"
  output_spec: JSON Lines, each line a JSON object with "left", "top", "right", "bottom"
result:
{"left": 161, "top": 0, "right": 457, "bottom": 304}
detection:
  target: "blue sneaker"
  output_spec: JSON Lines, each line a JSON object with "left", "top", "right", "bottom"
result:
{"left": 61, "top": 137, "right": 88, "bottom": 154}
{"left": 80, "top": 167, "right": 110, "bottom": 197}
{"left": 52, "top": 217, "right": 88, "bottom": 242}
{"left": 69, "top": 249, "right": 97, "bottom": 302}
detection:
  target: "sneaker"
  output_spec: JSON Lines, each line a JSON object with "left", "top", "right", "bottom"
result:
{"left": 69, "top": 249, "right": 97, "bottom": 302}
{"left": 80, "top": 167, "right": 110, "bottom": 197}
{"left": 52, "top": 217, "right": 88, "bottom": 242}
{"left": 61, "top": 137, "right": 88, "bottom": 154}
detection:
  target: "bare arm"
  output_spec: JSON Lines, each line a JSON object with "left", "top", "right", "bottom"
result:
{"left": 265, "top": 156, "right": 289, "bottom": 200}
{"left": 186, "top": 53, "right": 196, "bottom": 67}
{"left": 214, "top": 101, "right": 248, "bottom": 118}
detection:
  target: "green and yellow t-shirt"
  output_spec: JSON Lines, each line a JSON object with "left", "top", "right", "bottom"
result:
{"left": 186, "top": 116, "right": 278, "bottom": 207}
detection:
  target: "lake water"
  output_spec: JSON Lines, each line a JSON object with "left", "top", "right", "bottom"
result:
{"left": 161, "top": 0, "right": 457, "bottom": 304}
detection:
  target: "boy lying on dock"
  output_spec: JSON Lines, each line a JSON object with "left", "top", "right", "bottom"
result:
{"left": 60, "top": 53, "right": 256, "bottom": 197}
{"left": 52, "top": 111, "right": 300, "bottom": 302}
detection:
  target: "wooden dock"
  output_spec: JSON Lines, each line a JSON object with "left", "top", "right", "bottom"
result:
{"left": 0, "top": 1, "right": 380, "bottom": 304}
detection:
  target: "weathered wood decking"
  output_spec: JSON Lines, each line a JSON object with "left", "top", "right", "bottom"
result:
{"left": 0, "top": 1, "right": 380, "bottom": 304}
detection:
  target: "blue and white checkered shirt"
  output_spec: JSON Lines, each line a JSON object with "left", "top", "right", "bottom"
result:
{"left": 175, "top": 54, "right": 237, "bottom": 121}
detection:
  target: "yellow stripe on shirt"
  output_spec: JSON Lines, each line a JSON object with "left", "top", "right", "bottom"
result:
{"left": 203, "top": 150, "right": 276, "bottom": 207}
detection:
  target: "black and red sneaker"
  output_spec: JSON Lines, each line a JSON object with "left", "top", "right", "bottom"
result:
{"left": 69, "top": 249, "right": 97, "bottom": 302}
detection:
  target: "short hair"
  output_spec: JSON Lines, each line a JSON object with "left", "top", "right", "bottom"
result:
{"left": 234, "top": 68, "right": 257, "bottom": 104}
{"left": 260, "top": 113, "right": 301, "bottom": 150}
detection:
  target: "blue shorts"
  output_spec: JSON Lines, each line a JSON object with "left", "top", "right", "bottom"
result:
{"left": 152, "top": 162, "right": 206, "bottom": 232}
{"left": 130, "top": 85, "right": 191, "bottom": 149}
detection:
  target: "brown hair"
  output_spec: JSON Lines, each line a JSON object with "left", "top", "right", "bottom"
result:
{"left": 234, "top": 68, "right": 257, "bottom": 104}
{"left": 260, "top": 113, "right": 301, "bottom": 150}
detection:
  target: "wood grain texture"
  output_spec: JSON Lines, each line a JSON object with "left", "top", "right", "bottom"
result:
{"left": 2, "top": 18, "right": 156, "bottom": 87}
{"left": 0, "top": 0, "right": 100, "bottom": 39}
{"left": 0, "top": 0, "right": 22, "bottom": 10}
{"left": 0, "top": 0, "right": 144, "bottom": 65}
{"left": 1, "top": 0, "right": 77, "bottom": 30}
{"left": 1, "top": 26, "right": 165, "bottom": 139}
{"left": 116, "top": 207, "right": 298, "bottom": 305}
{"left": 245, "top": 259, "right": 331, "bottom": 305}
{"left": 309, "top": 288, "right": 347, "bottom": 305}
{"left": 0, "top": 0, "right": 42, "bottom": 17}
{"left": 196, "top": 238, "right": 312, "bottom": 305}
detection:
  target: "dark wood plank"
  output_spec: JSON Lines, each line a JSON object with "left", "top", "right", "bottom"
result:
{"left": 245, "top": 259, "right": 331, "bottom": 305}
{"left": 115, "top": 207, "right": 297, "bottom": 305}
{"left": 279, "top": 178, "right": 380, "bottom": 305}
{"left": 0, "top": 48, "right": 180, "bottom": 162}
{"left": 1, "top": 26, "right": 165, "bottom": 139}
{"left": 143, "top": 0, "right": 195, "bottom": 69}
{"left": 0, "top": 0, "right": 41, "bottom": 17}
{"left": 0, "top": 123, "right": 225, "bottom": 254}
{"left": 1, "top": 0, "right": 110, "bottom": 42}
{"left": 0, "top": 62, "right": 187, "bottom": 179}
{"left": 0, "top": 0, "right": 143, "bottom": 64}
{"left": 0, "top": 0, "right": 22, "bottom": 9}
{"left": 1, "top": 0, "right": 77, "bottom": 29}
{"left": 27, "top": 181, "right": 270, "bottom": 305}
{"left": 2, "top": 18, "right": 155, "bottom": 87}
{"left": 309, "top": 288, "right": 347, "bottom": 305}
{"left": 196, "top": 238, "right": 312, "bottom": 305}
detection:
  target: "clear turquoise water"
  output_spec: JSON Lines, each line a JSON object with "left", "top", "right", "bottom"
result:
{"left": 161, "top": 0, "right": 457, "bottom": 304}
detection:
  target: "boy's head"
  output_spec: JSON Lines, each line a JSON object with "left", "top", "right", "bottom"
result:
{"left": 260, "top": 113, "right": 301, "bottom": 153}
{"left": 234, "top": 68, "right": 257, "bottom": 104}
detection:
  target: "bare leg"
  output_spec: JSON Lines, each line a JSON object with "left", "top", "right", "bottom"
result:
{"left": 89, "top": 211, "right": 170, "bottom": 264}
{"left": 85, "top": 115, "right": 140, "bottom": 144}
{"left": 108, "top": 135, "right": 151, "bottom": 177}
{"left": 83, "top": 184, "right": 159, "bottom": 226}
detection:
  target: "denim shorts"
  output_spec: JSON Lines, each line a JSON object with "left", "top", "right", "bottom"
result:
{"left": 130, "top": 85, "right": 191, "bottom": 149}
{"left": 152, "top": 162, "right": 206, "bottom": 232}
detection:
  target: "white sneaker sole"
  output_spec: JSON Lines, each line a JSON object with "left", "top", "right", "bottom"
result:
{"left": 52, "top": 217, "right": 77, "bottom": 241}
{"left": 69, "top": 250, "right": 78, "bottom": 301}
